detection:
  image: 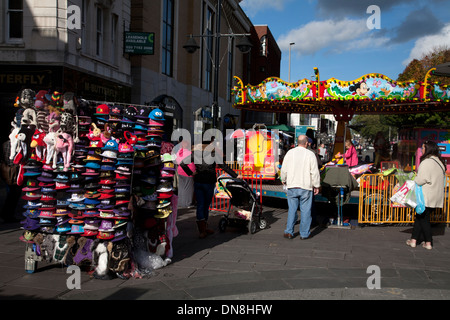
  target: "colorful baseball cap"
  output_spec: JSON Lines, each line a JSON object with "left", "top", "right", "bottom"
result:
{"left": 94, "top": 104, "right": 110, "bottom": 116}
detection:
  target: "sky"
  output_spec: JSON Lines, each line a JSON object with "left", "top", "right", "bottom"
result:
{"left": 240, "top": 0, "right": 450, "bottom": 83}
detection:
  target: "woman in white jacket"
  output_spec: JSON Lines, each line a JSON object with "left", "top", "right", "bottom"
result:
{"left": 406, "top": 141, "right": 446, "bottom": 250}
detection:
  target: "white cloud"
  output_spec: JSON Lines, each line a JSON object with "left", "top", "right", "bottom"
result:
{"left": 240, "top": 0, "right": 291, "bottom": 17}
{"left": 278, "top": 18, "right": 389, "bottom": 56}
{"left": 403, "top": 23, "right": 450, "bottom": 65}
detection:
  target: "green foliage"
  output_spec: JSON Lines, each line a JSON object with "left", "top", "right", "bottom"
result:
{"left": 389, "top": 46, "right": 450, "bottom": 129}
{"left": 350, "top": 115, "right": 395, "bottom": 142}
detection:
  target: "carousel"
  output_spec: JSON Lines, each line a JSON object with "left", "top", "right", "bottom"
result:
{"left": 230, "top": 67, "right": 450, "bottom": 226}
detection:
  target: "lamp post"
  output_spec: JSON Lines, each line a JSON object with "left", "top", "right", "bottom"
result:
{"left": 183, "top": 0, "right": 252, "bottom": 129}
{"left": 288, "top": 42, "right": 295, "bottom": 83}
{"left": 288, "top": 42, "right": 295, "bottom": 126}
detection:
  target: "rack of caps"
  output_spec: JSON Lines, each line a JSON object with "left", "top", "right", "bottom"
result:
{"left": 16, "top": 93, "right": 177, "bottom": 278}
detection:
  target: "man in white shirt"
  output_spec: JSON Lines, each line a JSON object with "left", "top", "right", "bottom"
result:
{"left": 280, "top": 135, "right": 321, "bottom": 239}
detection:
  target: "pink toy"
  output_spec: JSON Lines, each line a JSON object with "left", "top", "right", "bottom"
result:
{"left": 54, "top": 132, "right": 73, "bottom": 171}
{"left": 43, "top": 116, "right": 60, "bottom": 166}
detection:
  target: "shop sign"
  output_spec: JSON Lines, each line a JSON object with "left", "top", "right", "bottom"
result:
{"left": 124, "top": 32, "right": 155, "bottom": 55}
{"left": 0, "top": 66, "right": 62, "bottom": 92}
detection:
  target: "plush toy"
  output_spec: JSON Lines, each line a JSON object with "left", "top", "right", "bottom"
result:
{"left": 10, "top": 126, "right": 34, "bottom": 163}
{"left": 92, "top": 241, "right": 111, "bottom": 278}
{"left": 63, "top": 235, "right": 78, "bottom": 266}
{"left": 30, "top": 129, "right": 47, "bottom": 162}
{"left": 108, "top": 242, "right": 130, "bottom": 273}
{"left": 88, "top": 123, "right": 101, "bottom": 140}
{"left": 47, "top": 91, "right": 64, "bottom": 115}
{"left": 63, "top": 92, "right": 77, "bottom": 115}
{"left": 52, "top": 235, "right": 68, "bottom": 263}
{"left": 17, "top": 89, "right": 36, "bottom": 109}
{"left": 41, "top": 234, "right": 57, "bottom": 263}
{"left": 101, "top": 123, "right": 111, "bottom": 144}
{"left": 43, "top": 112, "right": 61, "bottom": 166}
{"left": 21, "top": 108, "right": 37, "bottom": 127}
{"left": 54, "top": 132, "right": 73, "bottom": 170}
{"left": 47, "top": 112, "right": 61, "bottom": 132}
{"left": 36, "top": 109, "right": 49, "bottom": 133}
{"left": 9, "top": 126, "right": 21, "bottom": 161}
{"left": 44, "top": 131, "right": 57, "bottom": 166}
{"left": 73, "top": 237, "right": 93, "bottom": 266}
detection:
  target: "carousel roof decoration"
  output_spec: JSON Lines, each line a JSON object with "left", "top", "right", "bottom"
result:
{"left": 232, "top": 67, "right": 450, "bottom": 116}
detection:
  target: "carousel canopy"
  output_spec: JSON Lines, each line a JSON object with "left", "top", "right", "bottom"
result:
{"left": 232, "top": 67, "right": 450, "bottom": 117}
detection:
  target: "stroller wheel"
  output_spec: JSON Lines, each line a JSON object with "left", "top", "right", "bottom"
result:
{"left": 219, "top": 218, "right": 227, "bottom": 232}
{"left": 249, "top": 220, "right": 258, "bottom": 234}
{"left": 259, "top": 218, "right": 267, "bottom": 230}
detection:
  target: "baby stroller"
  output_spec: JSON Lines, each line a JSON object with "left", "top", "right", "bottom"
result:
{"left": 217, "top": 176, "right": 267, "bottom": 234}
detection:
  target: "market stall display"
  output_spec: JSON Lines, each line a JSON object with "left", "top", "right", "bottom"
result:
{"left": 12, "top": 89, "right": 177, "bottom": 278}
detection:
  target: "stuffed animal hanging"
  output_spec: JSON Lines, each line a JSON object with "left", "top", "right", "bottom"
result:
{"left": 101, "top": 123, "right": 111, "bottom": 144}
{"left": 47, "top": 91, "right": 64, "bottom": 115}
{"left": 88, "top": 123, "right": 101, "bottom": 141}
{"left": 53, "top": 235, "right": 68, "bottom": 263}
{"left": 36, "top": 109, "right": 49, "bottom": 133}
{"left": 21, "top": 108, "right": 37, "bottom": 127}
{"left": 54, "top": 132, "right": 73, "bottom": 170}
{"left": 47, "top": 112, "right": 61, "bottom": 132}
{"left": 92, "top": 241, "right": 112, "bottom": 279}
{"left": 30, "top": 129, "right": 47, "bottom": 162}
{"left": 73, "top": 237, "right": 94, "bottom": 266}
{"left": 16, "top": 89, "right": 36, "bottom": 109}
{"left": 44, "top": 113, "right": 61, "bottom": 166}
{"left": 10, "top": 126, "right": 34, "bottom": 163}
{"left": 9, "top": 126, "right": 21, "bottom": 161}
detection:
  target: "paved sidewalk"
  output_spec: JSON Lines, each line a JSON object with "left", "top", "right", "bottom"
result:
{"left": 1, "top": 201, "right": 450, "bottom": 300}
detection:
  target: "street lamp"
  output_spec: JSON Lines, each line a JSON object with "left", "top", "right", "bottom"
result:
{"left": 183, "top": 0, "right": 252, "bottom": 128}
{"left": 182, "top": 35, "right": 200, "bottom": 54}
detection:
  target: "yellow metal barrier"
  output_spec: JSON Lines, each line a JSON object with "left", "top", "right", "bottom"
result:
{"left": 358, "top": 174, "right": 450, "bottom": 224}
{"left": 210, "top": 166, "right": 263, "bottom": 213}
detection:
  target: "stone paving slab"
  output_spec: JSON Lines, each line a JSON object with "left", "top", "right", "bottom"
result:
{"left": 1, "top": 203, "right": 450, "bottom": 300}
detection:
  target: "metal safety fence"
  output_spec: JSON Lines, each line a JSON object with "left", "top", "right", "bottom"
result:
{"left": 358, "top": 174, "right": 450, "bottom": 224}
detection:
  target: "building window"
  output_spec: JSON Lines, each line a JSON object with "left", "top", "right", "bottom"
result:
{"left": 7, "top": 0, "right": 23, "bottom": 41}
{"left": 162, "top": 0, "right": 174, "bottom": 76}
{"left": 96, "top": 7, "right": 103, "bottom": 57}
{"left": 260, "top": 35, "right": 267, "bottom": 57}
